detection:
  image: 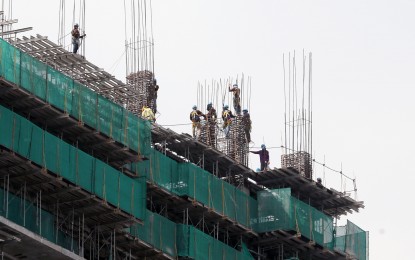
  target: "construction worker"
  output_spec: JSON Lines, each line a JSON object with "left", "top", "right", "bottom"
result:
{"left": 222, "top": 104, "right": 235, "bottom": 138}
{"left": 206, "top": 102, "right": 217, "bottom": 146}
{"left": 206, "top": 102, "right": 217, "bottom": 122}
{"left": 250, "top": 144, "right": 270, "bottom": 171}
{"left": 71, "top": 24, "right": 86, "bottom": 54}
{"left": 228, "top": 83, "right": 241, "bottom": 115}
{"left": 190, "top": 105, "right": 205, "bottom": 140}
{"left": 241, "top": 108, "right": 252, "bottom": 143}
{"left": 142, "top": 105, "right": 155, "bottom": 123}
{"left": 152, "top": 78, "right": 159, "bottom": 113}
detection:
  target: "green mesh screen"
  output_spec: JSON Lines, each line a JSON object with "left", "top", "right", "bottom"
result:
{"left": 0, "top": 39, "right": 151, "bottom": 156}
{"left": 0, "top": 104, "right": 146, "bottom": 220}
{"left": 177, "top": 224, "right": 253, "bottom": 260}
{"left": 255, "top": 188, "right": 334, "bottom": 250}
{"left": 335, "top": 220, "right": 368, "bottom": 260}
{"left": 128, "top": 210, "right": 177, "bottom": 257}
{"left": 0, "top": 187, "right": 79, "bottom": 254}
{"left": 130, "top": 149, "right": 258, "bottom": 229}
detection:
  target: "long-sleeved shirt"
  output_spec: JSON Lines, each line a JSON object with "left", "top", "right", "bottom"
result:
{"left": 250, "top": 149, "right": 269, "bottom": 163}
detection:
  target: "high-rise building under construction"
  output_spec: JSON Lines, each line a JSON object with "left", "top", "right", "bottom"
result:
{"left": 0, "top": 5, "right": 368, "bottom": 260}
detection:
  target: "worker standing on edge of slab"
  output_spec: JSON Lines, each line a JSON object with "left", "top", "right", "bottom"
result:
{"left": 222, "top": 104, "right": 235, "bottom": 138}
{"left": 241, "top": 108, "right": 252, "bottom": 143}
{"left": 190, "top": 105, "right": 205, "bottom": 140}
{"left": 250, "top": 144, "right": 270, "bottom": 171}
{"left": 71, "top": 23, "right": 86, "bottom": 54}
{"left": 228, "top": 83, "right": 241, "bottom": 115}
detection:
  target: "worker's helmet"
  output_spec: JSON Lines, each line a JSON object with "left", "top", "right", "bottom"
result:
{"left": 74, "top": 23, "right": 79, "bottom": 28}
{"left": 223, "top": 105, "right": 229, "bottom": 110}
{"left": 261, "top": 144, "right": 266, "bottom": 149}
{"left": 192, "top": 105, "right": 197, "bottom": 110}
{"left": 243, "top": 109, "right": 248, "bottom": 113}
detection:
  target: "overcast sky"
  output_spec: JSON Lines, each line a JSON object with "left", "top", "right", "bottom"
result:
{"left": 10, "top": 0, "right": 415, "bottom": 259}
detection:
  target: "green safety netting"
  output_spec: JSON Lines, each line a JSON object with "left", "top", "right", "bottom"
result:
{"left": 0, "top": 187, "right": 79, "bottom": 254}
{"left": 127, "top": 213, "right": 254, "bottom": 259}
{"left": 255, "top": 188, "right": 334, "bottom": 250}
{"left": 128, "top": 210, "right": 177, "bottom": 257}
{"left": 0, "top": 38, "right": 151, "bottom": 156}
{"left": 0, "top": 104, "right": 146, "bottom": 219}
{"left": 130, "top": 149, "right": 258, "bottom": 229}
{"left": 177, "top": 224, "right": 254, "bottom": 260}
{"left": 335, "top": 220, "right": 368, "bottom": 260}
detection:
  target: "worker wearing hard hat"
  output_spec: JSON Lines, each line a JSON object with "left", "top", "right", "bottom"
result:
{"left": 228, "top": 83, "right": 241, "bottom": 115}
{"left": 206, "top": 102, "right": 217, "bottom": 146}
{"left": 71, "top": 23, "right": 86, "bottom": 54}
{"left": 241, "top": 108, "right": 252, "bottom": 143}
{"left": 190, "top": 105, "right": 206, "bottom": 140}
{"left": 250, "top": 144, "right": 270, "bottom": 171}
{"left": 221, "top": 104, "right": 235, "bottom": 138}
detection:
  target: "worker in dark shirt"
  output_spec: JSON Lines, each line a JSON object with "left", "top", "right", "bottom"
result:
{"left": 250, "top": 144, "right": 269, "bottom": 171}
{"left": 241, "top": 108, "right": 251, "bottom": 143}
{"left": 71, "top": 24, "right": 85, "bottom": 54}
{"left": 228, "top": 83, "right": 241, "bottom": 115}
{"left": 206, "top": 102, "right": 217, "bottom": 146}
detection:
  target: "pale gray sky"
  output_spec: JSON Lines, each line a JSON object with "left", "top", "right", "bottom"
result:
{"left": 11, "top": 0, "right": 415, "bottom": 259}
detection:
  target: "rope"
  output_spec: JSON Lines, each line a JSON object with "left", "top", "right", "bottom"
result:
{"left": 294, "top": 202, "right": 300, "bottom": 236}
{"left": 103, "top": 168, "right": 106, "bottom": 201}
{"left": 131, "top": 181, "right": 134, "bottom": 214}
{"left": 117, "top": 174, "right": 120, "bottom": 208}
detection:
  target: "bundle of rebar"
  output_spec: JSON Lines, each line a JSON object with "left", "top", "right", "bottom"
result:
{"left": 126, "top": 70, "right": 157, "bottom": 116}
{"left": 200, "top": 120, "right": 217, "bottom": 148}
{"left": 281, "top": 151, "right": 313, "bottom": 179}
{"left": 216, "top": 115, "right": 249, "bottom": 166}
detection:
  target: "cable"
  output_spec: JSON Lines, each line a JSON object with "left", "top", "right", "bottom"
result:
{"left": 159, "top": 123, "right": 192, "bottom": 127}
{"left": 250, "top": 144, "right": 356, "bottom": 181}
